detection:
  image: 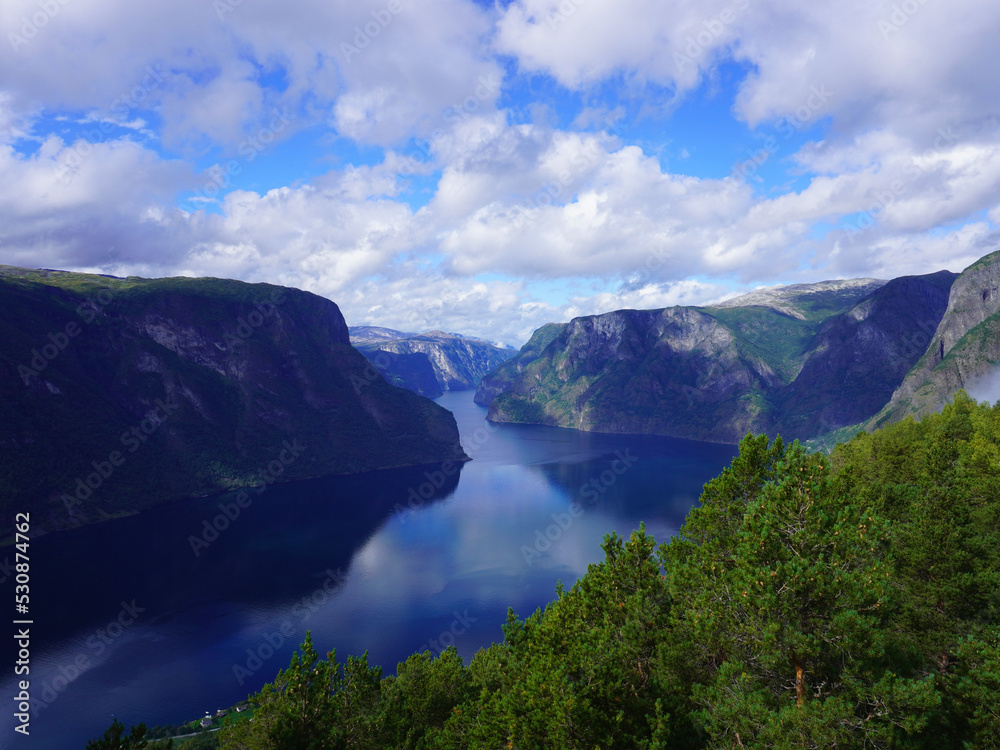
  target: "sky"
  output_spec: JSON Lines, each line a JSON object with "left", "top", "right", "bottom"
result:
{"left": 1, "top": 0, "right": 999, "bottom": 346}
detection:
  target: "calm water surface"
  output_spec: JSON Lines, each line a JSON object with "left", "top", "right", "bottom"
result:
{"left": 1, "top": 391, "right": 737, "bottom": 748}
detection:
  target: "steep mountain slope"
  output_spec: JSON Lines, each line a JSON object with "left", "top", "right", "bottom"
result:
{"left": 350, "top": 328, "right": 515, "bottom": 393}
{"left": 773, "top": 270, "right": 956, "bottom": 437}
{"left": 479, "top": 272, "right": 958, "bottom": 443}
{"left": 865, "top": 250, "right": 1000, "bottom": 428}
{"left": 0, "top": 267, "right": 467, "bottom": 535}
{"left": 474, "top": 323, "right": 565, "bottom": 406}
{"left": 361, "top": 349, "right": 443, "bottom": 398}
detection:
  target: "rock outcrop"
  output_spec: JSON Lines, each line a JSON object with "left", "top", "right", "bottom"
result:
{"left": 350, "top": 327, "right": 515, "bottom": 394}
{"left": 477, "top": 270, "right": 961, "bottom": 443}
{"left": 0, "top": 267, "right": 467, "bottom": 535}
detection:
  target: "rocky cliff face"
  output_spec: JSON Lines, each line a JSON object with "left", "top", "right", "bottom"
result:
{"left": 474, "top": 323, "right": 564, "bottom": 406}
{"left": 868, "top": 251, "right": 1000, "bottom": 427}
{"left": 478, "top": 271, "right": 959, "bottom": 444}
{"left": 360, "top": 349, "right": 443, "bottom": 398}
{"left": 773, "top": 270, "right": 956, "bottom": 437}
{"left": 0, "top": 267, "right": 467, "bottom": 535}
{"left": 351, "top": 327, "right": 515, "bottom": 393}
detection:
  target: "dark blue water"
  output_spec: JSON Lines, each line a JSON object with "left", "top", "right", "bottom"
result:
{"left": 0, "top": 391, "right": 737, "bottom": 748}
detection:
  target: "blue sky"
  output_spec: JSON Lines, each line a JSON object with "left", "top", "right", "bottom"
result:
{"left": 1, "top": 0, "right": 999, "bottom": 345}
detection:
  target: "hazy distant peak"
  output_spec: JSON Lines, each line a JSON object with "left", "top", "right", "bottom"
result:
{"left": 348, "top": 326, "right": 418, "bottom": 343}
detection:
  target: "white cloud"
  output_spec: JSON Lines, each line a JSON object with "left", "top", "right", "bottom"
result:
{"left": 0, "top": 0, "right": 502, "bottom": 150}
{"left": 496, "top": 0, "right": 1000, "bottom": 144}
{"left": 1, "top": 0, "right": 999, "bottom": 347}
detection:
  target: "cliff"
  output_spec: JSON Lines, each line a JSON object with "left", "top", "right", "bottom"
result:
{"left": 477, "top": 270, "right": 959, "bottom": 443}
{"left": 865, "top": 250, "right": 1000, "bottom": 428}
{"left": 350, "top": 327, "right": 515, "bottom": 394}
{"left": 0, "top": 267, "right": 467, "bottom": 535}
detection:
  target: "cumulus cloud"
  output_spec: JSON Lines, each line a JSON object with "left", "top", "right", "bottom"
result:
{"left": 0, "top": 0, "right": 502, "bottom": 150}
{"left": 1, "top": 0, "right": 999, "bottom": 346}
{"left": 0, "top": 134, "right": 194, "bottom": 269}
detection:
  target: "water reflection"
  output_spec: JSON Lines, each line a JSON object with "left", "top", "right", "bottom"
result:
{"left": 2, "top": 391, "right": 738, "bottom": 747}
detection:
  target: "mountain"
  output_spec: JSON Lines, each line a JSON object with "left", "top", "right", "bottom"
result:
{"left": 862, "top": 249, "right": 1000, "bottom": 429}
{"left": 473, "top": 323, "right": 565, "bottom": 407}
{"left": 713, "top": 278, "right": 889, "bottom": 319}
{"left": 476, "top": 270, "right": 959, "bottom": 443}
{"left": 361, "top": 349, "right": 443, "bottom": 398}
{"left": 349, "top": 325, "right": 416, "bottom": 343}
{"left": 350, "top": 327, "right": 516, "bottom": 395}
{"left": 0, "top": 266, "right": 467, "bottom": 536}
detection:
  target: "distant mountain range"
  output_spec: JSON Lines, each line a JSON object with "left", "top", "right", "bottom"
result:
{"left": 350, "top": 326, "right": 516, "bottom": 398}
{"left": 0, "top": 267, "right": 466, "bottom": 536}
{"left": 476, "top": 251, "right": 1000, "bottom": 444}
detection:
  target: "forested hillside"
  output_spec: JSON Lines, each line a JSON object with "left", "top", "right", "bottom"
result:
{"left": 112, "top": 393, "right": 1000, "bottom": 749}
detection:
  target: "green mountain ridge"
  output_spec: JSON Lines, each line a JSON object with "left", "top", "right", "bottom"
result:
{"left": 476, "top": 266, "right": 965, "bottom": 443}
{"left": 0, "top": 266, "right": 467, "bottom": 537}
{"left": 862, "top": 249, "right": 1000, "bottom": 430}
